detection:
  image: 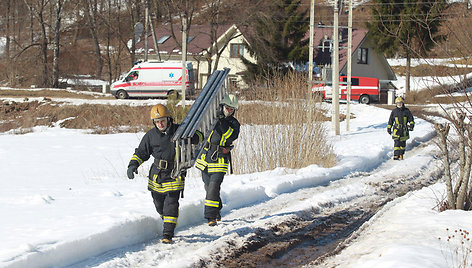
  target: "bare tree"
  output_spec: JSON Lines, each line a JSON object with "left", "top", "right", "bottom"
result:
{"left": 367, "top": 0, "right": 448, "bottom": 94}
{"left": 104, "top": 0, "right": 113, "bottom": 84}
{"left": 423, "top": 4, "right": 472, "bottom": 211}
{"left": 83, "top": 0, "right": 104, "bottom": 78}
{"left": 109, "top": 0, "right": 128, "bottom": 81}
{"left": 1, "top": 0, "right": 13, "bottom": 84}
{"left": 199, "top": 0, "right": 242, "bottom": 75}
{"left": 3, "top": 0, "right": 12, "bottom": 62}
{"left": 101, "top": 0, "right": 128, "bottom": 83}
{"left": 23, "top": 0, "right": 50, "bottom": 87}
{"left": 125, "top": 0, "right": 144, "bottom": 66}
{"left": 435, "top": 113, "right": 472, "bottom": 210}
{"left": 52, "top": 0, "right": 66, "bottom": 88}
{"left": 161, "top": 0, "right": 201, "bottom": 50}
{"left": 2, "top": 1, "right": 32, "bottom": 85}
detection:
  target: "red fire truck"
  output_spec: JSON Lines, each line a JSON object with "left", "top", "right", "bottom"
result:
{"left": 312, "top": 76, "right": 380, "bottom": 104}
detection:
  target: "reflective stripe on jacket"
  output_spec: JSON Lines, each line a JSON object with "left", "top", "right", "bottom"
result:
{"left": 128, "top": 123, "right": 202, "bottom": 192}
{"left": 148, "top": 173, "right": 185, "bottom": 193}
{"left": 196, "top": 116, "right": 240, "bottom": 173}
{"left": 387, "top": 106, "right": 414, "bottom": 141}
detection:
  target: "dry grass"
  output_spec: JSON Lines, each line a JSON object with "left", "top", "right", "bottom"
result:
{"left": 232, "top": 72, "right": 336, "bottom": 173}
{"left": 405, "top": 87, "right": 443, "bottom": 104}
{"left": 447, "top": 58, "right": 472, "bottom": 65}
{"left": 0, "top": 100, "right": 153, "bottom": 134}
{"left": 0, "top": 89, "right": 113, "bottom": 99}
{"left": 404, "top": 77, "right": 472, "bottom": 105}
{"left": 391, "top": 64, "right": 472, "bottom": 77}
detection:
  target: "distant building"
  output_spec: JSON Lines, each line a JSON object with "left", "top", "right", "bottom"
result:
{"left": 136, "top": 24, "right": 256, "bottom": 89}
{"left": 307, "top": 27, "right": 397, "bottom": 91}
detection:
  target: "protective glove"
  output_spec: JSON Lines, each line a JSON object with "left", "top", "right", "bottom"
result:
{"left": 408, "top": 125, "right": 414, "bottom": 131}
{"left": 387, "top": 128, "right": 392, "bottom": 135}
{"left": 127, "top": 165, "right": 138, "bottom": 179}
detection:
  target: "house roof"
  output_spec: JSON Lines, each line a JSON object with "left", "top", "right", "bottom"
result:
{"left": 136, "top": 24, "right": 243, "bottom": 55}
{"left": 140, "top": 24, "right": 368, "bottom": 68}
{"left": 304, "top": 27, "right": 369, "bottom": 70}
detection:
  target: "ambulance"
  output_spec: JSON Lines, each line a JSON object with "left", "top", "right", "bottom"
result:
{"left": 111, "top": 61, "right": 195, "bottom": 99}
{"left": 312, "top": 76, "right": 380, "bottom": 104}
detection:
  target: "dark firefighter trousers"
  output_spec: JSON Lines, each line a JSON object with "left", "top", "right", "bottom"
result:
{"left": 202, "top": 170, "right": 224, "bottom": 220}
{"left": 151, "top": 191, "right": 180, "bottom": 237}
{"left": 394, "top": 140, "right": 406, "bottom": 157}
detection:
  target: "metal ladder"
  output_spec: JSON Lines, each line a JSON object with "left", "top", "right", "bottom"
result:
{"left": 171, "top": 68, "right": 230, "bottom": 178}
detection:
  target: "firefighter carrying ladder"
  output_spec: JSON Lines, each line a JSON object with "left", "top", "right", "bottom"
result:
{"left": 171, "top": 68, "right": 231, "bottom": 178}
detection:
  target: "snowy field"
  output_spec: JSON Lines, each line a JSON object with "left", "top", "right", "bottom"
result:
{"left": 1, "top": 96, "right": 471, "bottom": 267}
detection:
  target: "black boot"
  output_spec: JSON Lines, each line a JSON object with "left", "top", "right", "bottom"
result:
{"left": 162, "top": 234, "right": 173, "bottom": 244}
{"left": 208, "top": 219, "right": 217, "bottom": 226}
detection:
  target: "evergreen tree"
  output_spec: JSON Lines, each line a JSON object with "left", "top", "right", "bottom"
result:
{"left": 242, "top": 0, "right": 309, "bottom": 81}
{"left": 367, "top": 0, "right": 448, "bottom": 93}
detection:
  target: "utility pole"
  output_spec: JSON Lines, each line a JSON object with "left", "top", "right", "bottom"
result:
{"left": 346, "top": 0, "right": 353, "bottom": 131}
{"left": 144, "top": 6, "right": 149, "bottom": 61}
{"left": 181, "top": 14, "right": 188, "bottom": 103}
{"left": 148, "top": 11, "right": 161, "bottom": 61}
{"left": 308, "top": 0, "right": 315, "bottom": 99}
{"left": 332, "top": 0, "right": 340, "bottom": 135}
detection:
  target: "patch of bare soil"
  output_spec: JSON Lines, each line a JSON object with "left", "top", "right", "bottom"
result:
{"left": 0, "top": 100, "right": 152, "bottom": 133}
{"left": 202, "top": 209, "right": 375, "bottom": 268}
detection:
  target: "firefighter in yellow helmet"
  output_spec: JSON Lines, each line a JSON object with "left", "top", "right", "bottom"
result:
{"left": 196, "top": 94, "right": 240, "bottom": 226}
{"left": 127, "top": 104, "right": 203, "bottom": 243}
{"left": 387, "top": 96, "right": 415, "bottom": 160}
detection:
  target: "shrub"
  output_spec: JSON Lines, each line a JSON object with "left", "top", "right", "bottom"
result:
{"left": 439, "top": 228, "right": 472, "bottom": 268}
{"left": 231, "top": 71, "right": 336, "bottom": 173}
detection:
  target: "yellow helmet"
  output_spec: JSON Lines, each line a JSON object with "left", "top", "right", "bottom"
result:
{"left": 150, "top": 104, "right": 171, "bottom": 120}
{"left": 395, "top": 96, "right": 404, "bottom": 103}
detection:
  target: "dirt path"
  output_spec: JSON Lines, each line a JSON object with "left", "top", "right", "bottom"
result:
{"left": 201, "top": 143, "right": 442, "bottom": 268}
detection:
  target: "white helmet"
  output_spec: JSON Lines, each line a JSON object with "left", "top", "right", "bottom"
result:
{"left": 221, "top": 94, "right": 238, "bottom": 110}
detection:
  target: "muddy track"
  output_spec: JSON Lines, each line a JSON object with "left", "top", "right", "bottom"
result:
{"left": 202, "top": 209, "right": 376, "bottom": 268}
{"left": 200, "top": 150, "right": 442, "bottom": 268}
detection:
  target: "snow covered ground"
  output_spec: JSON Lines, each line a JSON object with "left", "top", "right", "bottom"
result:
{"left": 1, "top": 97, "right": 471, "bottom": 267}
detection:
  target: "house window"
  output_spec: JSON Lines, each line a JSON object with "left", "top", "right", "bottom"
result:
{"left": 230, "top": 44, "right": 244, "bottom": 58}
{"left": 228, "top": 75, "right": 239, "bottom": 89}
{"left": 357, "top": 48, "right": 368, "bottom": 64}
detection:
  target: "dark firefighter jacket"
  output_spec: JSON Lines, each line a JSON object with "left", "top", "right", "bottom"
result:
{"left": 128, "top": 123, "right": 203, "bottom": 193}
{"left": 196, "top": 115, "right": 240, "bottom": 173}
{"left": 387, "top": 106, "right": 415, "bottom": 141}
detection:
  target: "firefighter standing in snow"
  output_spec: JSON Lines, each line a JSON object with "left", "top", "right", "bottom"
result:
{"left": 127, "top": 104, "right": 203, "bottom": 243}
{"left": 387, "top": 96, "right": 414, "bottom": 160}
{"left": 196, "top": 94, "right": 240, "bottom": 226}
